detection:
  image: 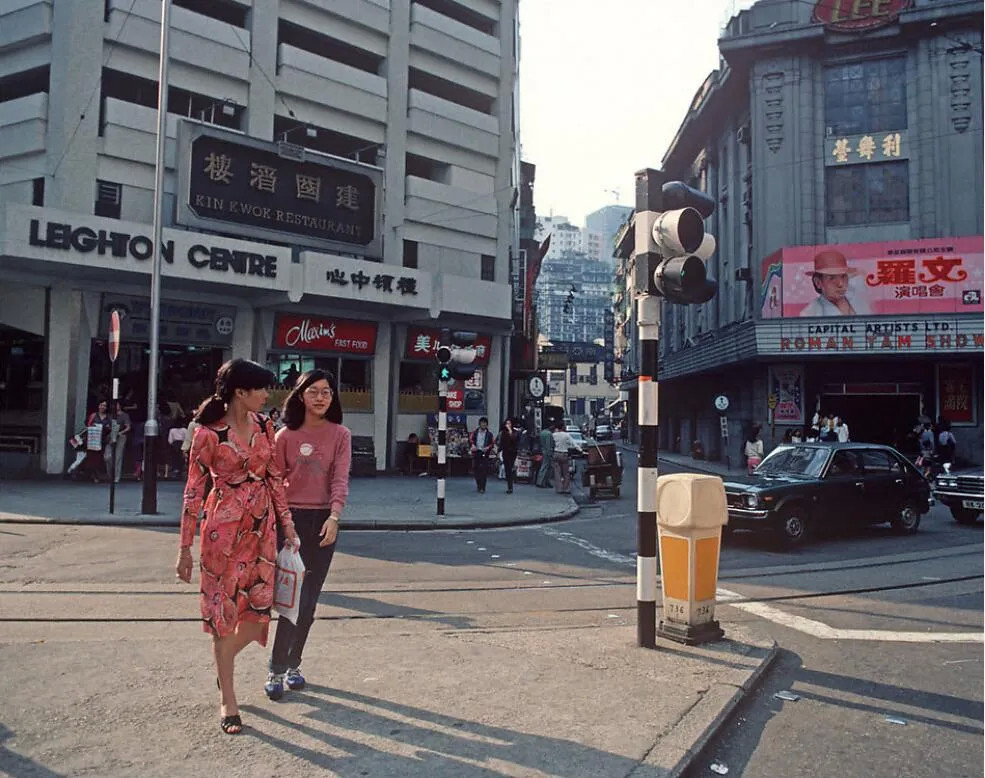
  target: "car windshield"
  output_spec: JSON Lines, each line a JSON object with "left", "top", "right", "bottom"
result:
{"left": 755, "top": 445, "right": 829, "bottom": 478}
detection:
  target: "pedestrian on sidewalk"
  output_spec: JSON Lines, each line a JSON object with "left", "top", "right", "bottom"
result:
{"left": 834, "top": 416, "right": 850, "bottom": 443}
{"left": 265, "top": 368, "right": 350, "bottom": 702}
{"left": 175, "top": 358, "right": 299, "bottom": 736}
{"left": 107, "top": 400, "right": 131, "bottom": 483}
{"left": 536, "top": 421, "right": 555, "bottom": 488}
{"left": 552, "top": 423, "right": 575, "bottom": 494}
{"left": 82, "top": 401, "right": 113, "bottom": 482}
{"left": 496, "top": 419, "right": 519, "bottom": 494}
{"left": 469, "top": 417, "right": 495, "bottom": 493}
{"left": 744, "top": 426, "right": 764, "bottom": 475}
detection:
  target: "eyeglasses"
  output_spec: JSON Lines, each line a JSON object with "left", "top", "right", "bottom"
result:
{"left": 303, "top": 388, "right": 333, "bottom": 399}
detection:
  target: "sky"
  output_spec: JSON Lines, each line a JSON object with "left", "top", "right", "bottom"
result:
{"left": 519, "top": 0, "right": 753, "bottom": 226}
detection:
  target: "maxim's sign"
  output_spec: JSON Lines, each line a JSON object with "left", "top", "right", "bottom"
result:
{"left": 811, "top": 0, "right": 912, "bottom": 31}
{"left": 176, "top": 122, "right": 383, "bottom": 258}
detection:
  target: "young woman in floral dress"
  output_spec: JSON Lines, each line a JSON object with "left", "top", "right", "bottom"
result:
{"left": 175, "top": 359, "right": 299, "bottom": 735}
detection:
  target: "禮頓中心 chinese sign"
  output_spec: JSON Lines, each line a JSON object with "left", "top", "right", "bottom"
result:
{"left": 177, "top": 123, "right": 383, "bottom": 258}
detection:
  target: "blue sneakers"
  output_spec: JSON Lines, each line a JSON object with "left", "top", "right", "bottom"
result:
{"left": 285, "top": 667, "right": 306, "bottom": 691}
{"left": 264, "top": 672, "right": 284, "bottom": 701}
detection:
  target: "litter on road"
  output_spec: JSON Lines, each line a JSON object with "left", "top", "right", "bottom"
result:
{"left": 885, "top": 716, "right": 907, "bottom": 725}
{"left": 710, "top": 762, "right": 729, "bottom": 775}
{"left": 774, "top": 690, "right": 801, "bottom": 701}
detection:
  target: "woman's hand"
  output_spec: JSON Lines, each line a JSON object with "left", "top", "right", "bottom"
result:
{"left": 319, "top": 515, "right": 339, "bottom": 547}
{"left": 283, "top": 523, "right": 300, "bottom": 551}
{"left": 175, "top": 547, "right": 193, "bottom": 583}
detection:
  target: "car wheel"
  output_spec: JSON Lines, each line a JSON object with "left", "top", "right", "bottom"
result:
{"left": 776, "top": 507, "right": 810, "bottom": 547}
{"left": 891, "top": 501, "right": 921, "bottom": 534}
{"left": 950, "top": 507, "right": 981, "bottom": 526}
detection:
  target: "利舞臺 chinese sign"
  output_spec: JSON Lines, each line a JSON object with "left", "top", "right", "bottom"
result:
{"left": 177, "top": 122, "right": 382, "bottom": 258}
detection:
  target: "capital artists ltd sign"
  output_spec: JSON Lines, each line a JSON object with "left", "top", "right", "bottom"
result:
{"left": 272, "top": 313, "right": 377, "bottom": 355}
{"left": 811, "top": 0, "right": 912, "bottom": 32}
{"left": 762, "top": 318, "right": 983, "bottom": 354}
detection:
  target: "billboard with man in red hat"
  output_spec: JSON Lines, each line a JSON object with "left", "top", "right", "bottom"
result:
{"left": 761, "top": 236, "right": 984, "bottom": 318}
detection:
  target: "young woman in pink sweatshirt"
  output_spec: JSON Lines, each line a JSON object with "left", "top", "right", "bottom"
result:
{"left": 264, "top": 369, "right": 351, "bottom": 700}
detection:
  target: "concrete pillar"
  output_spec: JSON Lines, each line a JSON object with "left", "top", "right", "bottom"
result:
{"left": 45, "top": 2, "right": 103, "bottom": 212}
{"left": 383, "top": 0, "right": 410, "bottom": 269}
{"left": 232, "top": 306, "right": 255, "bottom": 359}
{"left": 246, "top": 0, "right": 279, "bottom": 141}
{"left": 43, "top": 287, "right": 78, "bottom": 473}
{"left": 372, "top": 321, "right": 393, "bottom": 471}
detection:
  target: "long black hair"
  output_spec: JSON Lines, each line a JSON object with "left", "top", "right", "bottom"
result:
{"left": 193, "top": 359, "right": 276, "bottom": 425}
{"left": 282, "top": 369, "right": 343, "bottom": 429}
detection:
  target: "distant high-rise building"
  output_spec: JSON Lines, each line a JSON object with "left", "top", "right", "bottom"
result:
{"left": 586, "top": 205, "right": 632, "bottom": 262}
{"left": 536, "top": 253, "right": 613, "bottom": 343}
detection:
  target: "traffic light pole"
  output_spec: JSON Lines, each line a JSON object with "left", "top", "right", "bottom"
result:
{"left": 636, "top": 291, "right": 660, "bottom": 649}
{"left": 437, "top": 378, "right": 447, "bottom": 515}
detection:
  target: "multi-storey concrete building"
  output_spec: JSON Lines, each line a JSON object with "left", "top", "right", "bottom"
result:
{"left": 535, "top": 252, "right": 614, "bottom": 344}
{"left": 0, "top": 0, "right": 519, "bottom": 475}
{"left": 618, "top": 0, "right": 983, "bottom": 463}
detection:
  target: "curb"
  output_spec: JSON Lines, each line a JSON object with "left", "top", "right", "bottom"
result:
{"left": 641, "top": 639, "right": 780, "bottom": 778}
{"left": 0, "top": 504, "right": 581, "bottom": 531}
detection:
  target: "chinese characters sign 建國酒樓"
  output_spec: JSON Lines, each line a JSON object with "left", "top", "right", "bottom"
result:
{"left": 177, "top": 123, "right": 382, "bottom": 258}
{"left": 826, "top": 130, "right": 906, "bottom": 166}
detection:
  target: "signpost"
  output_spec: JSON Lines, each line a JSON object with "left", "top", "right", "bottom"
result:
{"left": 108, "top": 310, "right": 121, "bottom": 514}
{"left": 715, "top": 395, "right": 730, "bottom": 470}
{"left": 768, "top": 393, "right": 779, "bottom": 442}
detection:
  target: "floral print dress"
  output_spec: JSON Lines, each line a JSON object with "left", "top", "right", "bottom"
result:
{"left": 180, "top": 414, "right": 293, "bottom": 642}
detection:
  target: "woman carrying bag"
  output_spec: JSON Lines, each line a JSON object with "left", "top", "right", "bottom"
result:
{"left": 264, "top": 369, "right": 351, "bottom": 701}
{"left": 175, "top": 359, "right": 299, "bottom": 736}
{"left": 744, "top": 426, "right": 764, "bottom": 475}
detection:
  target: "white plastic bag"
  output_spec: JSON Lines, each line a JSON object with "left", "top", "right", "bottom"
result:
{"left": 273, "top": 543, "right": 305, "bottom": 625}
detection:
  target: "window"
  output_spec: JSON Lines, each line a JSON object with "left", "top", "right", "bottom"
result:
{"left": 278, "top": 20, "right": 383, "bottom": 75}
{"left": 100, "top": 69, "right": 242, "bottom": 130}
{"left": 403, "top": 240, "right": 419, "bottom": 269}
{"left": 412, "top": 0, "right": 496, "bottom": 36}
{"left": 172, "top": 0, "right": 248, "bottom": 27}
{"left": 828, "top": 450, "right": 861, "bottom": 477}
{"left": 405, "top": 153, "right": 450, "bottom": 184}
{"left": 480, "top": 254, "right": 495, "bottom": 282}
{"left": 824, "top": 57, "right": 907, "bottom": 136}
{"left": 273, "top": 115, "right": 379, "bottom": 164}
{"left": 861, "top": 449, "right": 901, "bottom": 473}
{"left": 32, "top": 178, "right": 44, "bottom": 207}
{"left": 0, "top": 66, "right": 49, "bottom": 103}
{"left": 267, "top": 355, "right": 372, "bottom": 410}
{"left": 826, "top": 161, "right": 909, "bottom": 226}
{"left": 95, "top": 180, "right": 121, "bottom": 219}
{"left": 408, "top": 68, "right": 494, "bottom": 115}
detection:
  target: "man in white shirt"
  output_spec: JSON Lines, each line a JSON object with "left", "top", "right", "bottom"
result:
{"left": 835, "top": 416, "right": 850, "bottom": 443}
{"left": 552, "top": 425, "right": 575, "bottom": 494}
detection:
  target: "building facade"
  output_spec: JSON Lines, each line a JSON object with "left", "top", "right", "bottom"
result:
{"left": 586, "top": 203, "right": 632, "bottom": 262}
{"left": 0, "top": 0, "right": 519, "bottom": 475}
{"left": 536, "top": 252, "right": 615, "bottom": 344}
{"left": 619, "top": 0, "right": 984, "bottom": 463}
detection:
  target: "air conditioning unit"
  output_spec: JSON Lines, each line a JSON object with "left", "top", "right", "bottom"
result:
{"left": 737, "top": 125, "right": 751, "bottom": 145}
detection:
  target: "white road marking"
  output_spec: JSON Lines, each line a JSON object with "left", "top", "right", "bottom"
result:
{"left": 539, "top": 526, "right": 636, "bottom": 566}
{"left": 717, "top": 587, "right": 985, "bottom": 644}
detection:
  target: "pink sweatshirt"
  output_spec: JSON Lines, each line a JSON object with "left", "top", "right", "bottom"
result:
{"left": 274, "top": 422, "right": 351, "bottom": 514}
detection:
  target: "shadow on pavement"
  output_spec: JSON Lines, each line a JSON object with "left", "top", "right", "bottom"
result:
{"left": 242, "top": 684, "right": 668, "bottom": 778}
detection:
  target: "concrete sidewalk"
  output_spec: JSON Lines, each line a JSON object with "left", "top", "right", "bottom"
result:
{"left": 615, "top": 442, "right": 749, "bottom": 479}
{"left": 0, "top": 473, "right": 579, "bottom": 530}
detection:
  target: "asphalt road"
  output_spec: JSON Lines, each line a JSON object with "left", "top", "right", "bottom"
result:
{"left": 1, "top": 453, "right": 981, "bottom": 778}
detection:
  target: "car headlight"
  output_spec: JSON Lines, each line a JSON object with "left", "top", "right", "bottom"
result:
{"left": 744, "top": 494, "right": 759, "bottom": 508}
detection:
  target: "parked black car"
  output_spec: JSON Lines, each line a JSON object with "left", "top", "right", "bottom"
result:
{"left": 932, "top": 467, "right": 984, "bottom": 525}
{"left": 724, "top": 442, "right": 931, "bottom": 546}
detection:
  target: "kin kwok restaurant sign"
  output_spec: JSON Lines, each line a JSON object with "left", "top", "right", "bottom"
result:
{"left": 177, "top": 122, "right": 383, "bottom": 258}
{"left": 811, "top": 0, "right": 912, "bottom": 32}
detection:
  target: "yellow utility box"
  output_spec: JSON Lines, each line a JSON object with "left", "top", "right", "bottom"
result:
{"left": 655, "top": 472, "right": 728, "bottom": 645}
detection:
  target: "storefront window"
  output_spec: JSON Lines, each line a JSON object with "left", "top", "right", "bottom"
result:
{"left": 398, "top": 362, "right": 438, "bottom": 413}
{"left": 266, "top": 354, "right": 372, "bottom": 411}
{"left": 0, "top": 327, "right": 45, "bottom": 429}
{"left": 824, "top": 57, "right": 907, "bottom": 136}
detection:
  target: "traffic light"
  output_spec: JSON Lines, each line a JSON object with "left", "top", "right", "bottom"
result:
{"left": 436, "top": 329, "right": 478, "bottom": 381}
{"left": 647, "top": 181, "right": 718, "bottom": 305}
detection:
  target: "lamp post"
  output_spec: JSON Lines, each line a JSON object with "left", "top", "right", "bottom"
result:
{"left": 141, "top": 0, "right": 172, "bottom": 515}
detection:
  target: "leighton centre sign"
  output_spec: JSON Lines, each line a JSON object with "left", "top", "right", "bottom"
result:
{"left": 177, "top": 122, "right": 383, "bottom": 258}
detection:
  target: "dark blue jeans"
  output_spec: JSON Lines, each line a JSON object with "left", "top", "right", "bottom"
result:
{"left": 269, "top": 508, "right": 337, "bottom": 674}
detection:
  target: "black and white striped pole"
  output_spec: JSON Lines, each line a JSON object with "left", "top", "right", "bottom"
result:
{"left": 435, "top": 330, "right": 478, "bottom": 516}
{"left": 633, "top": 168, "right": 665, "bottom": 649}
{"left": 632, "top": 168, "right": 719, "bottom": 648}
{"left": 437, "top": 377, "right": 448, "bottom": 515}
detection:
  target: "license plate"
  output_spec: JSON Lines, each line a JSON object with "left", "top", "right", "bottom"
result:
{"left": 961, "top": 499, "right": 983, "bottom": 510}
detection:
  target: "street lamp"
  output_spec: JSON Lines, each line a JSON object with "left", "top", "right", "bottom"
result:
{"left": 142, "top": 0, "right": 171, "bottom": 514}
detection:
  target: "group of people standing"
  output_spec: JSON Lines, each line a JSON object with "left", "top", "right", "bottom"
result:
{"left": 534, "top": 421, "right": 576, "bottom": 494}
{"left": 175, "top": 359, "right": 351, "bottom": 736}
{"left": 468, "top": 416, "right": 520, "bottom": 494}
{"left": 66, "top": 399, "right": 132, "bottom": 483}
